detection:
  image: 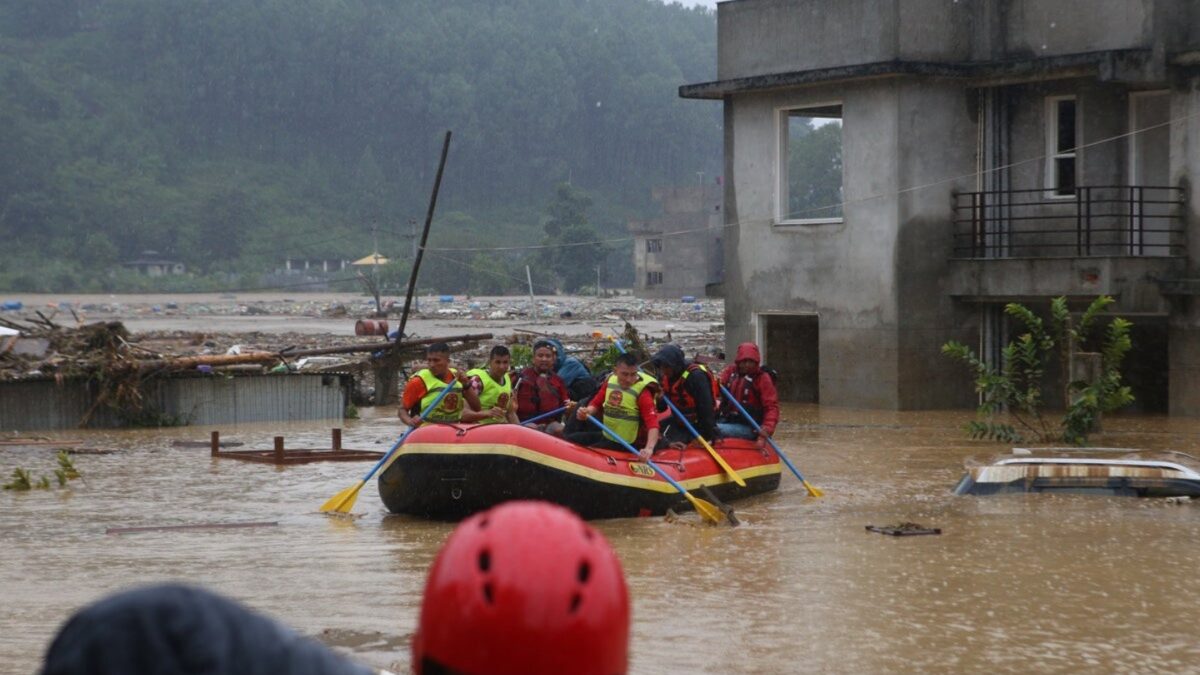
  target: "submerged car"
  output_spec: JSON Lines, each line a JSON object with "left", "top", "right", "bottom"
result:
{"left": 954, "top": 447, "right": 1200, "bottom": 497}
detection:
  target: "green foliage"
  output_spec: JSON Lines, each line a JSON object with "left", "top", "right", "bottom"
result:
{"left": 3, "top": 467, "right": 34, "bottom": 491}
{"left": 0, "top": 0, "right": 720, "bottom": 292}
{"left": 509, "top": 343, "right": 533, "bottom": 369}
{"left": 942, "top": 296, "right": 1135, "bottom": 445}
{"left": 344, "top": 402, "right": 359, "bottom": 420}
{"left": 3, "top": 453, "right": 80, "bottom": 491}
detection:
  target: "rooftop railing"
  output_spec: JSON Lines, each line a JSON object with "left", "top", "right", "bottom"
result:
{"left": 952, "top": 185, "right": 1185, "bottom": 259}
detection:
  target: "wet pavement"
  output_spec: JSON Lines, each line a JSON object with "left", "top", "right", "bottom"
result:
{"left": 3, "top": 405, "right": 1200, "bottom": 673}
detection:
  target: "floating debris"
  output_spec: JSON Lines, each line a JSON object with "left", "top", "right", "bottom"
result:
{"left": 866, "top": 522, "right": 941, "bottom": 537}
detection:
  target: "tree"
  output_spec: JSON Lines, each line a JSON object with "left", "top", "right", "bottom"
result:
{"left": 539, "top": 183, "right": 607, "bottom": 293}
{"left": 941, "top": 296, "right": 1135, "bottom": 445}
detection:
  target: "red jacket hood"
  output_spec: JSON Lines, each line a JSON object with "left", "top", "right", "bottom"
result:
{"left": 734, "top": 342, "right": 761, "bottom": 365}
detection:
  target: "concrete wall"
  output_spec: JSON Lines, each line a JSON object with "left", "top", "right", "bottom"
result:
{"left": 894, "top": 80, "right": 979, "bottom": 409}
{"left": 716, "top": 0, "right": 1193, "bottom": 80}
{"left": 1168, "top": 77, "right": 1200, "bottom": 415}
{"left": 723, "top": 80, "right": 902, "bottom": 408}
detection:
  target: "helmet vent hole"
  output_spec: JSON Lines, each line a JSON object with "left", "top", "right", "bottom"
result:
{"left": 582, "top": 527, "right": 594, "bottom": 541}
{"left": 478, "top": 549, "right": 491, "bottom": 572}
{"left": 479, "top": 517, "right": 489, "bottom": 529}
{"left": 577, "top": 560, "right": 591, "bottom": 584}
{"left": 483, "top": 582, "right": 494, "bottom": 605}
{"left": 569, "top": 592, "right": 582, "bottom": 613}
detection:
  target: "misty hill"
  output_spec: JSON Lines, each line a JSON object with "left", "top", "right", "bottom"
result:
{"left": 0, "top": 0, "right": 720, "bottom": 292}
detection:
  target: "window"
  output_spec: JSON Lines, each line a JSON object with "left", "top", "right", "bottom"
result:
{"left": 779, "top": 104, "right": 843, "bottom": 224}
{"left": 646, "top": 271, "right": 663, "bottom": 286}
{"left": 646, "top": 238, "right": 662, "bottom": 253}
{"left": 1046, "top": 96, "right": 1078, "bottom": 197}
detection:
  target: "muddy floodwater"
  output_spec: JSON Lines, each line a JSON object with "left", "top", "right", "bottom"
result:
{"left": 4, "top": 405, "right": 1200, "bottom": 673}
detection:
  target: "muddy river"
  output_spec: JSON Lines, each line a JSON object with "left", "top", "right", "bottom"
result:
{"left": 3, "top": 405, "right": 1200, "bottom": 673}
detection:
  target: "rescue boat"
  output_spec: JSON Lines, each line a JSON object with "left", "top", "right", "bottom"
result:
{"left": 954, "top": 447, "right": 1200, "bottom": 497}
{"left": 377, "top": 423, "right": 782, "bottom": 520}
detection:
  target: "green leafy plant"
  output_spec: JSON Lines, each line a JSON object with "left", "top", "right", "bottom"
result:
{"left": 942, "top": 295, "right": 1134, "bottom": 445}
{"left": 4, "top": 452, "right": 83, "bottom": 491}
{"left": 508, "top": 343, "right": 533, "bottom": 369}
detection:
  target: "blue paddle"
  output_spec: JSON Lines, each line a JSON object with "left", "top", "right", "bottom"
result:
{"left": 583, "top": 414, "right": 723, "bottom": 523}
{"left": 319, "top": 378, "right": 459, "bottom": 513}
{"left": 719, "top": 383, "right": 822, "bottom": 497}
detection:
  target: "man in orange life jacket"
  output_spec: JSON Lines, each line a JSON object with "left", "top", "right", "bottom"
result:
{"left": 716, "top": 341, "right": 780, "bottom": 445}
{"left": 398, "top": 342, "right": 481, "bottom": 427}
{"left": 650, "top": 344, "right": 718, "bottom": 447}
{"left": 514, "top": 339, "right": 571, "bottom": 435}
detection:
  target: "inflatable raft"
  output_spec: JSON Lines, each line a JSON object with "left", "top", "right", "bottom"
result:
{"left": 377, "top": 423, "right": 782, "bottom": 520}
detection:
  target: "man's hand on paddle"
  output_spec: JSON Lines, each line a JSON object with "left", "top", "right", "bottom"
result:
{"left": 576, "top": 405, "right": 596, "bottom": 421}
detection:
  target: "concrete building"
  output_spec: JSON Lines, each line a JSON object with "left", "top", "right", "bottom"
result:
{"left": 628, "top": 184, "right": 725, "bottom": 298}
{"left": 682, "top": 0, "right": 1200, "bottom": 413}
{"left": 122, "top": 252, "right": 185, "bottom": 276}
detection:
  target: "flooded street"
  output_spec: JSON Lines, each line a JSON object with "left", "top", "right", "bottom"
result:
{"left": 5, "top": 405, "right": 1200, "bottom": 673}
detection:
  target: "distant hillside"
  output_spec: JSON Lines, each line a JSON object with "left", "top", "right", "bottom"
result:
{"left": 0, "top": 0, "right": 720, "bottom": 292}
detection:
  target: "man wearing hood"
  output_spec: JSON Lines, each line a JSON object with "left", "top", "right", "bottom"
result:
{"left": 650, "top": 344, "right": 719, "bottom": 446}
{"left": 716, "top": 342, "right": 780, "bottom": 443}
{"left": 515, "top": 339, "right": 572, "bottom": 435}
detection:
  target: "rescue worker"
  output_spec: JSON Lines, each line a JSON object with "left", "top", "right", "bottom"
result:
{"left": 716, "top": 341, "right": 780, "bottom": 444}
{"left": 41, "top": 502, "right": 631, "bottom": 675}
{"left": 413, "top": 501, "right": 630, "bottom": 675}
{"left": 569, "top": 353, "right": 660, "bottom": 459}
{"left": 650, "top": 344, "right": 718, "bottom": 447}
{"left": 462, "top": 345, "right": 519, "bottom": 425}
{"left": 398, "top": 342, "right": 481, "bottom": 427}
{"left": 514, "top": 339, "right": 571, "bottom": 435}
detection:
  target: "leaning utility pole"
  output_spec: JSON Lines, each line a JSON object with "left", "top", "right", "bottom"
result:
{"left": 374, "top": 131, "right": 452, "bottom": 406}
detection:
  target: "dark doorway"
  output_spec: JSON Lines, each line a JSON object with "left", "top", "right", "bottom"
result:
{"left": 1121, "top": 319, "right": 1168, "bottom": 413}
{"left": 762, "top": 314, "right": 819, "bottom": 403}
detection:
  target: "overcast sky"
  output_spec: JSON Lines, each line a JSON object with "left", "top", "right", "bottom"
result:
{"left": 674, "top": 0, "right": 719, "bottom": 8}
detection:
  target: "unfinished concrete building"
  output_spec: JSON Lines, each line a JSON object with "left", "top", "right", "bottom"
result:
{"left": 682, "top": 0, "right": 1200, "bottom": 413}
{"left": 628, "top": 183, "right": 724, "bottom": 298}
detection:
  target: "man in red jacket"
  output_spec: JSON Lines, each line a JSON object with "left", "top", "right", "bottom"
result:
{"left": 514, "top": 340, "right": 571, "bottom": 436}
{"left": 716, "top": 342, "right": 780, "bottom": 446}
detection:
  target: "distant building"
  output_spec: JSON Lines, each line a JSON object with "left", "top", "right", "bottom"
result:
{"left": 682, "top": 0, "right": 1200, "bottom": 413}
{"left": 122, "top": 252, "right": 185, "bottom": 276}
{"left": 628, "top": 184, "right": 724, "bottom": 298}
{"left": 282, "top": 257, "right": 349, "bottom": 274}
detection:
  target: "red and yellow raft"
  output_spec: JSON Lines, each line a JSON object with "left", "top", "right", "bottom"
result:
{"left": 377, "top": 423, "right": 782, "bottom": 520}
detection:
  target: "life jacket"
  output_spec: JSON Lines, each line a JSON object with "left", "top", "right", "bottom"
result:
{"left": 663, "top": 363, "right": 718, "bottom": 421}
{"left": 518, "top": 366, "right": 565, "bottom": 416}
{"left": 414, "top": 368, "right": 465, "bottom": 424}
{"left": 466, "top": 367, "right": 512, "bottom": 425}
{"left": 601, "top": 372, "right": 658, "bottom": 444}
{"left": 720, "top": 369, "right": 770, "bottom": 424}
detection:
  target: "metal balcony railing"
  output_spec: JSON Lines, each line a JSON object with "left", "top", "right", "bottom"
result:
{"left": 952, "top": 185, "right": 1185, "bottom": 258}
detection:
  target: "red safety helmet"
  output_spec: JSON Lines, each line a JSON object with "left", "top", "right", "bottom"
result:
{"left": 412, "top": 501, "right": 630, "bottom": 675}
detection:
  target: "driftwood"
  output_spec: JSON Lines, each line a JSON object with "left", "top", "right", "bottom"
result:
{"left": 281, "top": 333, "right": 494, "bottom": 358}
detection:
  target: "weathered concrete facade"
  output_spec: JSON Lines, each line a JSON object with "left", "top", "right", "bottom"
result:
{"left": 629, "top": 184, "right": 724, "bottom": 298}
{"left": 684, "top": 0, "right": 1200, "bottom": 413}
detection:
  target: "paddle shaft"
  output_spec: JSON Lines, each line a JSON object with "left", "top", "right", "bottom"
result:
{"left": 719, "top": 384, "right": 808, "bottom": 483}
{"left": 519, "top": 405, "right": 568, "bottom": 427}
{"left": 584, "top": 415, "right": 692, "bottom": 497}
{"left": 357, "top": 377, "right": 459, "bottom": 484}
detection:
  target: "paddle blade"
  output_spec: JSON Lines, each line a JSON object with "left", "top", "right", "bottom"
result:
{"left": 319, "top": 480, "right": 365, "bottom": 514}
{"left": 698, "top": 439, "right": 747, "bottom": 487}
{"left": 802, "top": 480, "right": 824, "bottom": 498}
{"left": 685, "top": 493, "right": 725, "bottom": 524}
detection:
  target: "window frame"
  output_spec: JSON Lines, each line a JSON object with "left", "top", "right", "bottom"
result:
{"left": 1044, "top": 95, "right": 1080, "bottom": 199}
{"left": 645, "top": 238, "right": 663, "bottom": 253}
{"left": 776, "top": 102, "right": 845, "bottom": 226}
{"left": 646, "top": 270, "right": 663, "bottom": 286}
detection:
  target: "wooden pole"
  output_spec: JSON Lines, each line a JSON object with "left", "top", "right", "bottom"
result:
{"left": 273, "top": 437, "right": 284, "bottom": 464}
{"left": 210, "top": 430, "right": 219, "bottom": 457}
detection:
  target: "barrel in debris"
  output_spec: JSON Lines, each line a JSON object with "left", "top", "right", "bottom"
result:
{"left": 355, "top": 319, "right": 390, "bottom": 336}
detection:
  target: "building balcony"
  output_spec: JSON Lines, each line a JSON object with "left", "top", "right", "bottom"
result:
{"left": 947, "top": 185, "right": 1186, "bottom": 314}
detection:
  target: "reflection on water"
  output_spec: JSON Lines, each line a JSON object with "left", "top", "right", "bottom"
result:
{"left": 4, "top": 405, "right": 1200, "bottom": 673}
